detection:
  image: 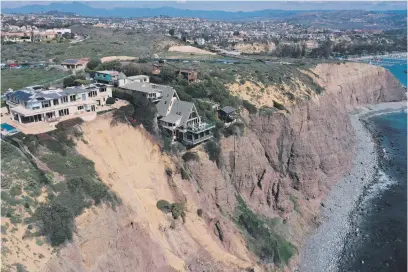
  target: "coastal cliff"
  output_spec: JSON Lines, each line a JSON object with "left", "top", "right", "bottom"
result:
{"left": 49, "top": 63, "right": 405, "bottom": 272}
{"left": 3, "top": 63, "right": 404, "bottom": 272}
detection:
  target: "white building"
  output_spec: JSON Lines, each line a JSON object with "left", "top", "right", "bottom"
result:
{"left": 4, "top": 84, "right": 112, "bottom": 125}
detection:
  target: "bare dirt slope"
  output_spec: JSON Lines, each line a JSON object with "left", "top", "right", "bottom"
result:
{"left": 233, "top": 42, "right": 276, "bottom": 54}
{"left": 42, "top": 114, "right": 256, "bottom": 272}
{"left": 168, "top": 45, "right": 216, "bottom": 55}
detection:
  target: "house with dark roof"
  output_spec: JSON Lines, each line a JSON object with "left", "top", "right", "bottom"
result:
{"left": 4, "top": 83, "right": 112, "bottom": 125}
{"left": 61, "top": 58, "right": 89, "bottom": 71}
{"left": 121, "top": 75, "right": 214, "bottom": 146}
{"left": 120, "top": 80, "right": 174, "bottom": 103}
{"left": 218, "top": 106, "right": 237, "bottom": 124}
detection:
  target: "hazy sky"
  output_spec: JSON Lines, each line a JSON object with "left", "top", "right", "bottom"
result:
{"left": 2, "top": 1, "right": 407, "bottom": 11}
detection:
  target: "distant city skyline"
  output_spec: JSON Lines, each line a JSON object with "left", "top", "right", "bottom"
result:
{"left": 2, "top": 1, "right": 407, "bottom": 11}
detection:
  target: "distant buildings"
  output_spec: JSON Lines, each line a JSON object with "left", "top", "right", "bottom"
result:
{"left": 61, "top": 58, "right": 89, "bottom": 71}
{"left": 1, "top": 28, "right": 71, "bottom": 43}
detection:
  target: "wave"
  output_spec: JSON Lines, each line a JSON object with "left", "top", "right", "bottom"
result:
{"left": 362, "top": 170, "right": 398, "bottom": 204}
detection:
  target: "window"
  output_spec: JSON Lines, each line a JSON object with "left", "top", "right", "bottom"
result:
{"left": 69, "top": 95, "right": 76, "bottom": 102}
{"left": 58, "top": 108, "right": 70, "bottom": 116}
{"left": 53, "top": 99, "right": 59, "bottom": 106}
{"left": 42, "top": 101, "right": 50, "bottom": 108}
{"left": 100, "top": 88, "right": 106, "bottom": 92}
{"left": 78, "top": 106, "right": 84, "bottom": 110}
{"left": 61, "top": 96, "right": 68, "bottom": 103}
{"left": 88, "top": 90, "right": 97, "bottom": 97}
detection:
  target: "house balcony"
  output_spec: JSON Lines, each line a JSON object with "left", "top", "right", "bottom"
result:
{"left": 186, "top": 122, "right": 215, "bottom": 133}
{"left": 181, "top": 133, "right": 213, "bottom": 146}
{"left": 178, "top": 121, "right": 215, "bottom": 146}
{"left": 8, "top": 99, "right": 97, "bottom": 117}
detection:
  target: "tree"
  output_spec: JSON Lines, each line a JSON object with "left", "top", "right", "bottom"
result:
{"left": 106, "top": 97, "right": 115, "bottom": 105}
{"left": 63, "top": 76, "right": 76, "bottom": 88}
{"left": 169, "top": 28, "right": 175, "bottom": 36}
{"left": 301, "top": 42, "right": 307, "bottom": 57}
{"left": 160, "top": 66, "right": 176, "bottom": 83}
{"left": 86, "top": 58, "right": 101, "bottom": 71}
{"left": 62, "top": 32, "right": 74, "bottom": 39}
{"left": 95, "top": 60, "right": 121, "bottom": 72}
{"left": 233, "top": 31, "right": 240, "bottom": 36}
{"left": 322, "top": 40, "right": 333, "bottom": 58}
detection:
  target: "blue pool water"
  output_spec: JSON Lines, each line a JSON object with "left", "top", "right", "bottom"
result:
{"left": 1, "top": 123, "right": 17, "bottom": 132}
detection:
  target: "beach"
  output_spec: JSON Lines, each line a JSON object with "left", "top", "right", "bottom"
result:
{"left": 298, "top": 101, "right": 407, "bottom": 272}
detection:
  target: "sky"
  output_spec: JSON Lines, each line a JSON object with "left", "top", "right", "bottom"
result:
{"left": 1, "top": 1, "right": 407, "bottom": 11}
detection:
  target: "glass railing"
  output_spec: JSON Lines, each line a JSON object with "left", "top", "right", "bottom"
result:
{"left": 186, "top": 122, "right": 215, "bottom": 132}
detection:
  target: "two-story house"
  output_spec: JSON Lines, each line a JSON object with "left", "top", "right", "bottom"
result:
{"left": 121, "top": 75, "right": 214, "bottom": 146}
{"left": 4, "top": 83, "right": 112, "bottom": 125}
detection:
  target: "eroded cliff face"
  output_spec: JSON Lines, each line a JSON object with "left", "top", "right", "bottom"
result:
{"left": 40, "top": 63, "right": 405, "bottom": 272}
{"left": 186, "top": 63, "right": 406, "bottom": 269}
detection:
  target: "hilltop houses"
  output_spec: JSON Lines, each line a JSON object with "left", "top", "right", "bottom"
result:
{"left": 61, "top": 58, "right": 89, "bottom": 71}
{"left": 120, "top": 75, "right": 215, "bottom": 145}
{"left": 4, "top": 83, "right": 112, "bottom": 125}
{"left": 177, "top": 68, "right": 198, "bottom": 83}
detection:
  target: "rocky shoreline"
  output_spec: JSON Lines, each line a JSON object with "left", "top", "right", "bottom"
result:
{"left": 298, "top": 101, "right": 407, "bottom": 272}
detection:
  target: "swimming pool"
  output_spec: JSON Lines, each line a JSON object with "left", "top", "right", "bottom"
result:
{"left": 1, "top": 123, "right": 18, "bottom": 134}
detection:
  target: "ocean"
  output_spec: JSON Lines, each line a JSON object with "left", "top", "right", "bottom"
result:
{"left": 338, "top": 61, "right": 407, "bottom": 271}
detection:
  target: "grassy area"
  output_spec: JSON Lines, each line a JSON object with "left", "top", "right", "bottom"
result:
{"left": 1, "top": 69, "right": 69, "bottom": 92}
{"left": 1, "top": 26, "right": 174, "bottom": 63}
{"left": 235, "top": 195, "right": 296, "bottom": 267}
{"left": 1, "top": 118, "right": 120, "bottom": 247}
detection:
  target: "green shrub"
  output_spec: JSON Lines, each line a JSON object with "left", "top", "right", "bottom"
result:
{"left": 156, "top": 200, "right": 186, "bottom": 222}
{"left": 273, "top": 100, "right": 287, "bottom": 111}
{"left": 197, "top": 209, "right": 203, "bottom": 217}
{"left": 180, "top": 166, "right": 191, "bottom": 180}
{"left": 242, "top": 100, "right": 257, "bottom": 114}
{"left": 113, "top": 89, "right": 157, "bottom": 134}
{"left": 156, "top": 200, "right": 172, "bottom": 213}
{"left": 67, "top": 176, "right": 116, "bottom": 205}
{"left": 9, "top": 185, "right": 22, "bottom": 196}
{"left": 55, "top": 118, "right": 83, "bottom": 130}
{"left": 182, "top": 152, "right": 199, "bottom": 162}
{"left": 162, "top": 131, "right": 172, "bottom": 153}
{"left": 235, "top": 195, "right": 296, "bottom": 266}
{"left": 240, "top": 79, "right": 246, "bottom": 85}
{"left": 223, "top": 122, "right": 245, "bottom": 138}
{"left": 171, "top": 202, "right": 186, "bottom": 222}
{"left": 35, "top": 200, "right": 74, "bottom": 246}
{"left": 205, "top": 141, "right": 221, "bottom": 165}
{"left": 36, "top": 238, "right": 43, "bottom": 246}
{"left": 39, "top": 137, "right": 67, "bottom": 155}
{"left": 16, "top": 263, "right": 28, "bottom": 272}
{"left": 315, "top": 85, "right": 324, "bottom": 94}
{"left": 289, "top": 196, "right": 300, "bottom": 213}
{"left": 106, "top": 97, "right": 115, "bottom": 105}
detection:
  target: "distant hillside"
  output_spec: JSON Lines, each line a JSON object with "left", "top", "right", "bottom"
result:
{"left": 2, "top": 2, "right": 301, "bottom": 20}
